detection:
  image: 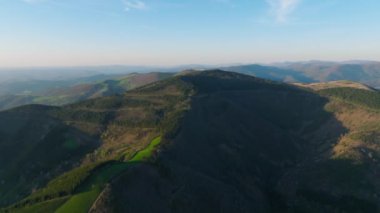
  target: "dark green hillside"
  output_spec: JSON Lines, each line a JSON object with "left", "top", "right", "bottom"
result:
{"left": 92, "top": 71, "right": 379, "bottom": 213}
{"left": 0, "top": 105, "right": 99, "bottom": 206}
{"left": 2, "top": 70, "right": 380, "bottom": 213}
{"left": 0, "top": 74, "right": 191, "bottom": 211}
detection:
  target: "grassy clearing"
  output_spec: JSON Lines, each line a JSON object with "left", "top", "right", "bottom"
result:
{"left": 130, "top": 136, "right": 162, "bottom": 162}
{"left": 55, "top": 136, "right": 161, "bottom": 213}
{"left": 55, "top": 189, "right": 100, "bottom": 213}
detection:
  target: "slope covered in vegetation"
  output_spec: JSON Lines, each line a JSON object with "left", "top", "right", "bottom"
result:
{"left": 85, "top": 71, "right": 378, "bottom": 213}
{"left": 0, "top": 74, "right": 191, "bottom": 212}
{"left": 1, "top": 70, "right": 380, "bottom": 213}
{"left": 319, "top": 87, "right": 380, "bottom": 110}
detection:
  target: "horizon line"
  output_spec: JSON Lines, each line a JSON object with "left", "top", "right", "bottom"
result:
{"left": 0, "top": 59, "right": 379, "bottom": 70}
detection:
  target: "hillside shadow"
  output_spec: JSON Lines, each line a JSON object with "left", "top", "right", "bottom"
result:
{"left": 50, "top": 71, "right": 378, "bottom": 213}
{"left": 0, "top": 105, "right": 101, "bottom": 207}
{"left": 104, "top": 72, "right": 360, "bottom": 213}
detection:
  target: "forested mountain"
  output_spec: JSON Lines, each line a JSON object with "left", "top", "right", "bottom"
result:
{"left": 1, "top": 70, "right": 379, "bottom": 213}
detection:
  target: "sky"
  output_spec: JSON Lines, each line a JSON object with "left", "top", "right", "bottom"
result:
{"left": 0, "top": 0, "right": 380, "bottom": 67}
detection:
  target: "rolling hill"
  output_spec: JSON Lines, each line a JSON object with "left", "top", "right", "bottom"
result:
{"left": 1, "top": 70, "right": 380, "bottom": 213}
{"left": 222, "top": 64, "right": 314, "bottom": 83}
{"left": 0, "top": 72, "right": 174, "bottom": 111}
{"left": 221, "top": 61, "right": 380, "bottom": 89}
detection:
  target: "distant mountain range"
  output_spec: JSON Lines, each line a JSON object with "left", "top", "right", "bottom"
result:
{"left": 1, "top": 61, "right": 380, "bottom": 111}
{"left": 222, "top": 64, "right": 314, "bottom": 83}
{"left": 222, "top": 61, "right": 380, "bottom": 88}
{"left": 275, "top": 61, "right": 380, "bottom": 86}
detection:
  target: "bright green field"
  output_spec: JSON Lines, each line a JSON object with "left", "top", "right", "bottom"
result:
{"left": 55, "top": 189, "right": 100, "bottom": 213}
{"left": 130, "top": 136, "right": 162, "bottom": 162}
{"left": 54, "top": 136, "right": 161, "bottom": 213}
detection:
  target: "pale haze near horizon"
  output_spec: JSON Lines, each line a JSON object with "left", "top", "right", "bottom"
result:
{"left": 1, "top": 0, "right": 380, "bottom": 67}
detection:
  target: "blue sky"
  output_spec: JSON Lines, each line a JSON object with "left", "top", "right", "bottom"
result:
{"left": 0, "top": 0, "right": 380, "bottom": 67}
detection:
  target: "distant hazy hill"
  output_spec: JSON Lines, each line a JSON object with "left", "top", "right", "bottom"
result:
{"left": 0, "top": 65, "right": 208, "bottom": 93}
{"left": 222, "top": 64, "right": 314, "bottom": 83}
{"left": 220, "top": 61, "right": 380, "bottom": 89}
{"left": 0, "top": 72, "right": 174, "bottom": 111}
{"left": 0, "top": 74, "right": 122, "bottom": 96}
{"left": 1, "top": 70, "right": 380, "bottom": 212}
{"left": 274, "top": 61, "right": 380, "bottom": 88}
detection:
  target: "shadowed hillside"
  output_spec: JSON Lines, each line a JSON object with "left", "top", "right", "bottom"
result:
{"left": 0, "top": 74, "right": 190, "bottom": 210}
{"left": 0, "top": 105, "right": 99, "bottom": 206}
{"left": 88, "top": 71, "right": 379, "bottom": 213}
